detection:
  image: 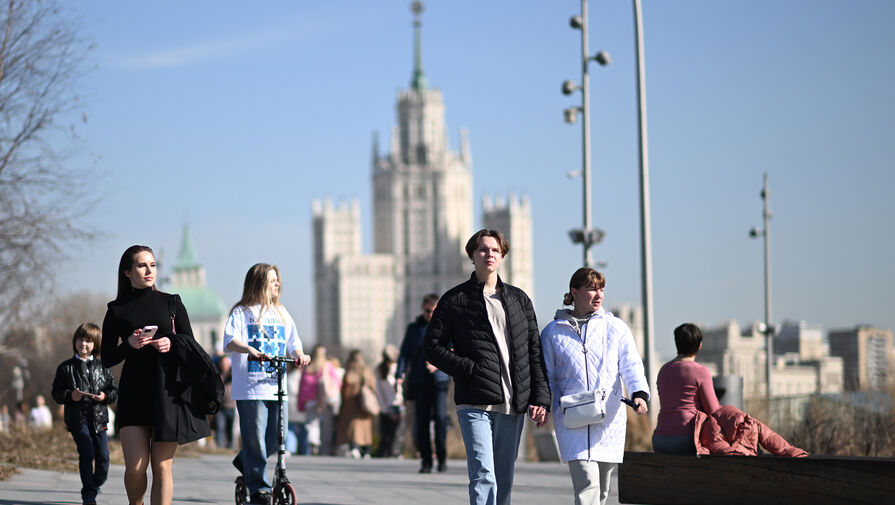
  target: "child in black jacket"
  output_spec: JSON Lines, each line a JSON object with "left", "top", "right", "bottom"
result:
{"left": 51, "top": 323, "right": 118, "bottom": 505}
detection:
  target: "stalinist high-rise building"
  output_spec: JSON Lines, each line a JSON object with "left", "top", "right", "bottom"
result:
{"left": 313, "top": 4, "right": 533, "bottom": 361}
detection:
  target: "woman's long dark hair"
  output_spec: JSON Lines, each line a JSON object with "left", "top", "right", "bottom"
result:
{"left": 116, "top": 245, "right": 155, "bottom": 300}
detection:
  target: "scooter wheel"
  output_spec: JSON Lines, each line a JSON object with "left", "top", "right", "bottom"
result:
{"left": 234, "top": 475, "right": 248, "bottom": 505}
{"left": 272, "top": 482, "right": 297, "bottom": 505}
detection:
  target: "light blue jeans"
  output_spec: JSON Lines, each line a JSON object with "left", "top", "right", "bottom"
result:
{"left": 236, "top": 400, "right": 285, "bottom": 494}
{"left": 456, "top": 408, "right": 525, "bottom": 505}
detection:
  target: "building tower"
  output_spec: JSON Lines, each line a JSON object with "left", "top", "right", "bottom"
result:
{"left": 372, "top": 2, "right": 473, "bottom": 330}
{"left": 482, "top": 194, "right": 533, "bottom": 297}
{"left": 311, "top": 4, "right": 532, "bottom": 363}
{"left": 169, "top": 225, "right": 227, "bottom": 353}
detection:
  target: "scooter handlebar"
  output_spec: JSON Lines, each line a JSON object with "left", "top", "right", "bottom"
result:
{"left": 247, "top": 355, "right": 299, "bottom": 366}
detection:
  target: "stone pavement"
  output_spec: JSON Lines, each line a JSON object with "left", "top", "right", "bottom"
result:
{"left": 0, "top": 454, "right": 626, "bottom": 505}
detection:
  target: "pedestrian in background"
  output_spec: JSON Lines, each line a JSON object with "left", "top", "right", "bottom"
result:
{"left": 375, "top": 344, "right": 403, "bottom": 458}
{"left": 214, "top": 355, "right": 237, "bottom": 449}
{"left": 336, "top": 349, "right": 376, "bottom": 459}
{"left": 397, "top": 293, "right": 450, "bottom": 473}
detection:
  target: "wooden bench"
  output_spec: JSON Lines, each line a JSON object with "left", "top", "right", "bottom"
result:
{"left": 618, "top": 451, "right": 895, "bottom": 505}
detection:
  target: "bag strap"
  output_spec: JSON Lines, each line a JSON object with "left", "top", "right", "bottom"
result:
{"left": 168, "top": 294, "right": 178, "bottom": 333}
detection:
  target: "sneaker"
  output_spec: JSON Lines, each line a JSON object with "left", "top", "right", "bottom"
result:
{"left": 437, "top": 461, "right": 447, "bottom": 472}
{"left": 232, "top": 454, "right": 244, "bottom": 475}
{"left": 249, "top": 490, "right": 271, "bottom": 505}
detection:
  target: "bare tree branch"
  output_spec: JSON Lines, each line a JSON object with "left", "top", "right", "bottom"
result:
{"left": 0, "top": 0, "right": 94, "bottom": 327}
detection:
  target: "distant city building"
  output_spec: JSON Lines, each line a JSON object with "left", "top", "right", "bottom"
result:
{"left": 776, "top": 320, "right": 826, "bottom": 361}
{"left": 700, "top": 320, "right": 768, "bottom": 399}
{"left": 168, "top": 225, "right": 227, "bottom": 353}
{"left": 312, "top": 9, "right": 532, "bottom": 362}
{"left": 829, "top": 325, "right": 895, "bottom": 391}
{"left": 699, "top": 320, "right": 844, "bottom": 401}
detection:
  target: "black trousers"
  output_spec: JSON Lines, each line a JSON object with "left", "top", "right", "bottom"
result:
{"left": 413, "top": 380, "right": 449, "bottom": 465}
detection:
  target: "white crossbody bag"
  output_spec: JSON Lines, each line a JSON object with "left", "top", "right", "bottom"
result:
{"left": 559, "top": 315, "right": 608, "bottom": 429}
{"left": 560, "top": 389, "right": 607, "bottom": 429}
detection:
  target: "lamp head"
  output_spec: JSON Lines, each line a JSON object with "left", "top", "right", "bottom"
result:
{"left": 563, "top": 107, "right": 579, "bottom": 124}
{"left": 562, "top": 80, "right": 578, "bottom": 95}
{"left": 594, "top": 50, "right": 611, "bottom": 66}
{"left": 570, "top": 15, "right": 583, "bottom": 29}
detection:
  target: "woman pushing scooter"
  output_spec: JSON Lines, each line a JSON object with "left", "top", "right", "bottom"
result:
{"left": 224, "top": 264, "right": 310, "bottom": 505}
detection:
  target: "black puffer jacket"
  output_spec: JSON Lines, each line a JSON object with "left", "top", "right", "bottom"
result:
{"left": 424, "top": 273, "right": 550, "bottom": 413}
{"left": 51, "top": 357, "right": 118, "bottom": 433}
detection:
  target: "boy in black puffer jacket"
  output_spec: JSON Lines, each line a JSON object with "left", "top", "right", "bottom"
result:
{"left": 52, "top": 323, "right": 118, "bottom": 505}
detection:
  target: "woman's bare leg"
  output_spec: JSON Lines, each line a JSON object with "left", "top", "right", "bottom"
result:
{"left": 119, "top": 426, "right": 151, "bottom": 505}
{"left": 149, "top": 441, "right": 178, "bottom": 505}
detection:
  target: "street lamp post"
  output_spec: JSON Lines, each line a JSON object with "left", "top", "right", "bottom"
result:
{"left": 749, "top": 173, "right": 773, "bottom": 403}
{"left": 632, "top": 0, "right": 656, "bottom": 415}
{"left": 562, "top": 0, "right": 609, "bottom": 268}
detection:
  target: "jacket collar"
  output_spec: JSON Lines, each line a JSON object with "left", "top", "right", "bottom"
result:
{"left": 553, "top": 307, "right": 606, "bottom": 332}
{"left": 464, "top": 271, "right": 506, "bottom": 293}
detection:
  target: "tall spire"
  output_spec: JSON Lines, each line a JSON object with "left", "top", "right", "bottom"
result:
{"left": 410, "top": 1, "right": 427, "bottom": 92}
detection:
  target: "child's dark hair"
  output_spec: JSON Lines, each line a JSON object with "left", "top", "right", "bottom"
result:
{"left": 674, "top": 323, "right": 703, "bottom": 357}
{"left": 72, "top": 323, "right": 102, "bottom": 357}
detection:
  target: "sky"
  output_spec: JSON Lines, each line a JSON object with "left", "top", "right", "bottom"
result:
{"left": 56, "top": 1, "right": 895, "bottom": 360}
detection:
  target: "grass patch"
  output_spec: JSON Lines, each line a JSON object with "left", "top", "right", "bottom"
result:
{"left": 0, "top": 423, "right": 232, "bottom": 481}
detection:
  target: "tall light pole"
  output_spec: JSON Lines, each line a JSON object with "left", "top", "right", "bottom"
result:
{"left": 632, "top": 0, "right": 656, "bottom": 413}
{"left": 749, "top": 173, "right": 772, "bottom": 403}
{"left": 562, "top": 0, "right": 609, "bottom": 267}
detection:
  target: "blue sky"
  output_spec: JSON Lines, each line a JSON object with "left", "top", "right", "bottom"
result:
{"left": 60, "top": 1, "right": 895, "bottom": 359}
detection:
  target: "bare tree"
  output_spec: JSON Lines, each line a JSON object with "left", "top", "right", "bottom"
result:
{"left": 0, "top": 0, "right": 93, "bottom": 327}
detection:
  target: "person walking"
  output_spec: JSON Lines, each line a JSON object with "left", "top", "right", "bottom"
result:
{"left": 540, "top": 267, "right": 650, "bottom": 505}
{"left": 375, "top": 344, "right": 403, "bottom": 458}
{"left": 397, "top": 293, "right": 450, "bottom": 472}
{"left": 425, "top": 229, "right": 551, "bottom": 505}
{"left": 335, "top": 349, "right": 376, "bottom": 458}
{"left": 51, "top": 323, "right": 118, "bottom": 505}
{"left": 102, "top": 244, "right": 209, "bottom": 505}
{"left": 225, "top": 263, "right": 310, "bottom": 505}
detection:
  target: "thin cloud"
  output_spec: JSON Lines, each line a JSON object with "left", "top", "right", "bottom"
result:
{"left": 108, "top": 24, "right": 307, "bottom": 70}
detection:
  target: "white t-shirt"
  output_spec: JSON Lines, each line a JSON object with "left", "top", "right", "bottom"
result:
{"left": 224, "top": 304, "right": 302, "bottom": 401}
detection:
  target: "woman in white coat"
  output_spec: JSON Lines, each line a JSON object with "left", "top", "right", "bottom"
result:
{"left": 540, "top": 267, "right": 649, "bottom": 505}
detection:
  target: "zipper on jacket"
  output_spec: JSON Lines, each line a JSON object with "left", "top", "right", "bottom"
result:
{"left": 578, "top": 320, "right": 592, "bottom": 457}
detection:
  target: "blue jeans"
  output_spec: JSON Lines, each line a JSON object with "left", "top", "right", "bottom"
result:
{"left": 456, "top": 409, "right": 525, "bottom": 505}
{"left": 70, "top": 421, "right": 109, "bottom": 504}
{"left": 236, "top": 400, "right": 286, "bottom": 494}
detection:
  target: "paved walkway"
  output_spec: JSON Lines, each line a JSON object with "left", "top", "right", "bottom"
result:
{"left": 0, "top": 454, "right": 626, "bottom": 505}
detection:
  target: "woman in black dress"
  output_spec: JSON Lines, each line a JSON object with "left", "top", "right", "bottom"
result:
{"left": 102, "top": 245, "right": 208, "bottom": 505}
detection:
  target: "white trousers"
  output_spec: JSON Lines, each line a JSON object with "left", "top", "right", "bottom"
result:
{"left": 567, "top": 460, "right": 616, "bottom": 505}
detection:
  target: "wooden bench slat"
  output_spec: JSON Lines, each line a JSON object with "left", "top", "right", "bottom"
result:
{"left": 618, "top": 451, "right": 895, "bottom": 505}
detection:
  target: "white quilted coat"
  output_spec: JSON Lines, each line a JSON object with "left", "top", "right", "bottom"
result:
{"left": 541, "top": 308, "right": 649, "bottom": 463}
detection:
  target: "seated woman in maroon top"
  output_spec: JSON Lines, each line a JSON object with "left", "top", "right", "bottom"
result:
{"left": 652, "top": 323, "right": 721, "bottom": 454}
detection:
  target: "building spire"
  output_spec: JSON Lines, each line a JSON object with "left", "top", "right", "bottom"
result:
{"left": 410, "top": 1, "right": 427, "bottom": 92}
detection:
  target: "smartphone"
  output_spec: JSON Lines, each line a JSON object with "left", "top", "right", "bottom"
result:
{"left": 621, "top": 396, "right": 637, "bottom": 409}
{"left": 141, "top": 325, "right": 158, "bottom": 339}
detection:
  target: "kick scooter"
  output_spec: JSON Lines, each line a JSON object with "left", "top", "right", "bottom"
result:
{"left": 235, "top": 355, "right": 300, "bottom": 505}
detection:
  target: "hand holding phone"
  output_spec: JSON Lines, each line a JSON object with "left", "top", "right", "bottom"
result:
{"left": 141, "top": 325, "right": 158, "bottom": 339}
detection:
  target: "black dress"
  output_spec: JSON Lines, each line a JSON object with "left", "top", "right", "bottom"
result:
{"left": 102, "top": 287, "right": 209, "bottom": 443}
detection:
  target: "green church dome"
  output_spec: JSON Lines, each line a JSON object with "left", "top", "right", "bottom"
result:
{"left": 173, "top": 285, "right": 227, "bottom": 320}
